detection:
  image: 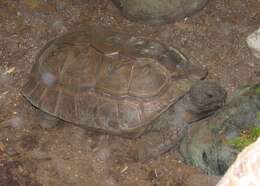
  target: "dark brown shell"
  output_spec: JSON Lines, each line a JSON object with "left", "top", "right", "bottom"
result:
{"left": 22, "top": 25, "right": 206, "bottom": 138}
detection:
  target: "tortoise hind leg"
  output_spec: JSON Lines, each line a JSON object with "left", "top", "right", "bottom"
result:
{"left": 36, "top": 109, "right": 61, "bottom": 129}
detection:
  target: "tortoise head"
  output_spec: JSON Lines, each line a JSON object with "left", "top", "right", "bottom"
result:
{"left": 188, "top": 81, "right": 227, "bottom": 120}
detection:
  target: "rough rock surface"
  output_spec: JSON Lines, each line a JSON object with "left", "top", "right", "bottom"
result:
{"left": 112, "top": 0, "right": 208, "bottom": 25}
{"left": 216, "top": 137, "right": 260, "bottom": 186}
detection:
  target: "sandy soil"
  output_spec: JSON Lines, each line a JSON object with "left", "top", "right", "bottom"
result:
{"left": 0, "top": 0, "right": 259, "bottom": 185}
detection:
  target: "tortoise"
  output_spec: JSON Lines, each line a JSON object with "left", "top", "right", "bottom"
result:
{"left": 22, "top": 25, "right": 226, "bottom": 160}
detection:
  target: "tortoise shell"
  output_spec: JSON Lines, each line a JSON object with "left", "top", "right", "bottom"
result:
{"left": 22, "top": 25, "right": 206, "bottom": 138}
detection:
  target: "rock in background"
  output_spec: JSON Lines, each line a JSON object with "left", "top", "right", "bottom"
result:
{"left": 112, "top": 0, "right": 208, "bottom": 25}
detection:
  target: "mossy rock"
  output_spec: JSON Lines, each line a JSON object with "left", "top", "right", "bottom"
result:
{"left": 179, "top": 84, "right": 260, "bottom": 175}
{"left": 112, "top": 0, "right": 208, "bottom": 25}
{"left": 228, "top": 126, "right": 260, "bottom": 150}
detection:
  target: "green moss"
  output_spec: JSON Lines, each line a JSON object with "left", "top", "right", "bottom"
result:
{"left": 228, "top": 138, "right": 253, "bottom": 150}
{"left": 119, "top": 0, "right": 127, "bottom": 7}
{"left": 228, "top": 126, "right": 260, "bottom": 150}
{"left": 256, "top": 112, "right": 260, "bottom": 121}
{"left": 250, "top": 126, "right": 260, "bottom": 139}
{"left": 255, "top": 87, "right": 260, "bottom": 94}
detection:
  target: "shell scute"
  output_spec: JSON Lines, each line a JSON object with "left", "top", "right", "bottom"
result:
{"left": 129, "top": 59, "right": 167, "bottom": 97}
{"left": 96, "top": 57, "right": 133, "bottom": 96}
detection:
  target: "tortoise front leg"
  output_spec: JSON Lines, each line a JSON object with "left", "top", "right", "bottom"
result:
{"left": 133, "top": 104, "right": 188, "bottom": 161}
{"left": 134, "top": 81, "right": 227, "bottom": 161}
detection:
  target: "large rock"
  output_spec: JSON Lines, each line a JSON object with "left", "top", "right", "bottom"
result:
{"left": 216, "top": 137, "right": 260, "bottom": 186}
{"left": 179, "top": 85, "right": 260, "bottom": 175}
{"left": 112, "top": 0, "right": 208, "bottom": 25}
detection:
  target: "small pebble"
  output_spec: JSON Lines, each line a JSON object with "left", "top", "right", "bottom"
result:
{"left": 50, "top": 18, "right": 68, "bottom": 34}
{"left": 96, "top": 148, "right": 110, "bottom": 161}
{"left": 247, "top": 27, "right": 260, "bottom": 58}
{"left": 1, "top": 117, "right": 24, "bottom": 129}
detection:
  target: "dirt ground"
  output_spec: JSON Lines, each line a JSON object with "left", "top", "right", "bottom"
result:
{"left": 0, "top": 0, "right": 260, "bottom": 186}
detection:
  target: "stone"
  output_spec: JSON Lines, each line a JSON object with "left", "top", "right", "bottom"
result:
{"left": 216, "top": 137, "right": 260, "bottom": 186}
{"left": 247, "top": 27, "right": 260, "bottom": 58}
{"left": 112, "top": 0, "right": 208, "bottom": 25}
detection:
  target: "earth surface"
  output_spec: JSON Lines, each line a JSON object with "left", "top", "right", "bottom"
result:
{"left": 0, "top": 0, "right": 259, "bottom": 186}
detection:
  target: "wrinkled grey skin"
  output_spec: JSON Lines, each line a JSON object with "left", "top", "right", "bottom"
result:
{"left": 180, "top": 85, "right": 260, "bottom": 175}
{"left": 112, "top": 0, "right": 208, "bottom": 25}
